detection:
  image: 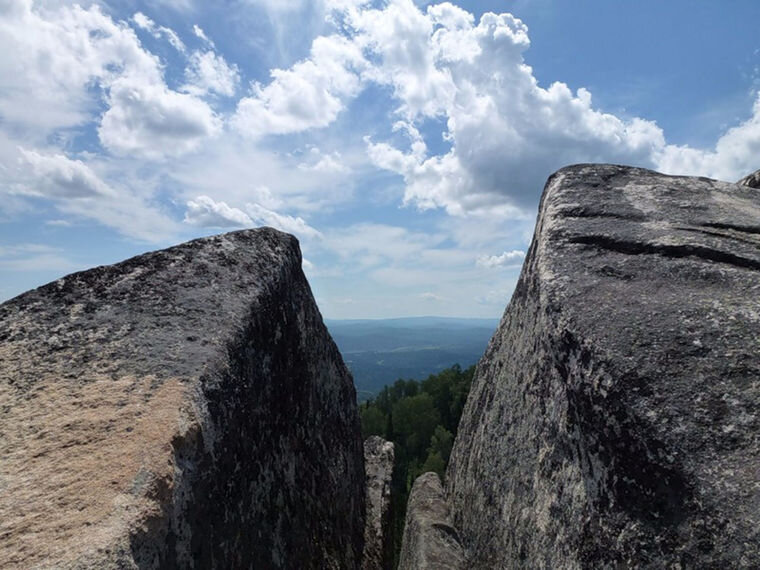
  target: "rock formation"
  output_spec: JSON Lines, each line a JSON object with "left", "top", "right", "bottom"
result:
{"left": 361, "top": 436, "right": 395, "bottom": 570}
{"left": 0, "top": 228, "right": 364, "bottom": 569}
{"left": 447, "top": 164, "right": 760, "bottom": 568}
{"left": 737, "top": 168, "right": 760, "bottom": 188}
{"left": 397, "top": 472, "right": 464, "bottom": 570}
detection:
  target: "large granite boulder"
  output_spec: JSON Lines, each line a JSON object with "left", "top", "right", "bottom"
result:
{"left": 361, "top": 436, "right": 395, "bottom": 570}
{"left": 0, "top": 229, "right": 364, "bottom": 569}
{"left": 398, "top": 472, "right": 464, "bottom": 570}
{"left": 447, "top": 164, "right": 760, "bottom": 568}
{"left": 737, "top": 168, "right": 760, "bottom": 188}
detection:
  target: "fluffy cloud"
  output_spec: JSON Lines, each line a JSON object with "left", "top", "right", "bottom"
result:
{"left": 182, "top": 51, "right": 240, "bottom": 97}
{"left": 476, "top": 250, "right": 525, "bottom": 268}
{"left": 192, "top": 24, "right": 215, "bottom": 48}
{"left": 99, "top": 80, "right": 222, "bottom": 159}
{"left": 246, "top": 203, "right": 322, "bottom": 239}
{"left": 2, "top": 146, "right": 181, "bottom": 241}
{"left": 240, "top": 0, "right": 714, "bottom": 217}
{"left": 297, "top": 147, "right": 349, "bottom": 173}
{"left": 183, "top": 195, "right": 322, "bottom": 239}
{"left": 0, "top": 2, "right": 220, "bottom": 158}
{"left": 132, "top": 12, "right": 186, "bottom": 52}
{"left": 347, "top": 0, "right": 458, "bottom": 118}
{"left": 326, "top": 1, "right": 760, "bottom": 215}
{"left": 18, "top": 149, "right": 115, "bottom": 198}
{"left": 0, "top": 1, "right": 137, "bottom": 132}
{"left": 656, "top": 94, "right": 760, "bottom": 181}
{"left": 184, "top": 195, "right": 252, "bottom": 228}
{"left": 232, "top": 34, "right": 366, "bottom": 136}
{"left": 348, "top": 2, "right": 666, "bottom": 214}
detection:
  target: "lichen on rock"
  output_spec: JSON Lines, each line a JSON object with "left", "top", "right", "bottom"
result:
{"left": 361, "top": 436, "right": 395, "bottom": 570}
{"left": 0, "top": 228, "right": 365, "bottom": 569}
{"left": 398, "top": 472, "right": 464, "bottom": 570}
{"left": 447, "top": 164, "right": 760, "bottom": 568}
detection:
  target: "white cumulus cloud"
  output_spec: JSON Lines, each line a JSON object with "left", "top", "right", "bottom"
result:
{"left": 184, "top": 195, "right": 252, "bottom": 228}
{"left": 656, "top": 94, "right": 760, "bottom": 181}
{"left": 0, "top": 2, "right": 221, "bottom": 159}
{"left": 182, "top": 50, "right": 240, "bottom": 97}
{"left": 476, "top": 250, "right": 525, "bottom": 268}
{"left": 350, "top": 3, "right": 666, "bottom": 215}
{"left": 100, "top": 80, "right": 222, "bottom": 159}
{"left": 18, "top": 148, "right": 115, "bottom": 198}
{"left": 246, "top": 203, "right": 322, "bottom": 239}
{"left": 183, "top": 195, "right": 322, "bottom": 240}
{"left": 232, "top": 34, "right": 366, "bottom": 137}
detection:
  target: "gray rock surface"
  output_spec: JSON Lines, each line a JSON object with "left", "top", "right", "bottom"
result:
{"left": 447, "top": 164, "right": 760, "bottom": 568}
{"left": 398, "top": 472, "right": 464, "bottom": 570}
{"left": 361, "top": 436, "right": 395, "bottom": 570}
{"left": 0, "top": 228, "right": 364, "bottom": 569}
{"left": 737, "top": 168, "right": 760, "bottom": 188}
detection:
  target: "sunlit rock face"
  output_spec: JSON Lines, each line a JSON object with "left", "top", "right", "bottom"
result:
{"left": 0, "top": 228, "right": 364, "bottom": 569}
{"left": 447, "top": 164, "right": 760, "bottom": 568}
{"left": 398, "top": 472, "right": 464, "bottom": 570}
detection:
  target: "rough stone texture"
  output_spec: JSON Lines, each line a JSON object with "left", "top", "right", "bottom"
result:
{"left": 398, "top": 473, "right": 464, "bottom": 570}
{"left": 447, "top": 164, "right": 760, "bottom": 569}
{"left": 0, "top": 228, "right": 364, "bottom": 569}
{"left": 361, "top": 436, "right": 394, "bottom": 570}
{"left": 737, "top": 168, "right": 760, "bottom": 188}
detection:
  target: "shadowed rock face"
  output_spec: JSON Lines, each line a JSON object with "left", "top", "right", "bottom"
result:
{"left": 737, "top": 168, "right": 760, "bottom": 188}
{"left": 361, "top": 436, "right": 395, "bottom": 570}
{"left": 398, "top": 473, "right": 464, "bottom": 570}
{"left": 447, "top": 165, "right": 760, "bottom": 568}
{"left": 0, "top": 228, "right": 364, "bottom": 569}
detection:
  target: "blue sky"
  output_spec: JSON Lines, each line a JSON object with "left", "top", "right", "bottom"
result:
{"left": 1, "top": 0, "right": 759, "bottom": 318}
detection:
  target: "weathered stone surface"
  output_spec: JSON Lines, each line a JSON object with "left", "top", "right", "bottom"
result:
{"left": 398, "top": 472, "right": 464, "bottom": 570}
{"left": 737, "top": 168, "right": 760, "bottom": 188}
{"left": 361, "top": 436, "right": 395, "bottom": 570}
{"left": 447, "top": 164, "right": 760, "bottom": 568}
{"left": 0, "top": 228, "right": 364, "bottom": 569}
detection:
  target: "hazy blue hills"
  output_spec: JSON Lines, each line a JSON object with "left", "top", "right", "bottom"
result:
{"left": 325, "top": 317, "right": 499, "bottom": 400}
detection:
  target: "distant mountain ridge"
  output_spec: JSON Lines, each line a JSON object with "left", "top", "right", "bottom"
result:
{"left": 325, "top": 317, "right": 499, "bottom": 400}
{"left": 325, "top": 316, "right": 500, "bottom": 328}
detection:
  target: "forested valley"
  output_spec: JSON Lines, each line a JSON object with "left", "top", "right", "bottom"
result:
{"left": 359, "top": 364, "right": 475, "bottom": 565}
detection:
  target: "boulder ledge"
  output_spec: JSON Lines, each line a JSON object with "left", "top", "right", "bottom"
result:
{"left": 447, "top": 164, "right": 760, "bottom": 568}
{"left": 398, "top": 472, "right": 464, "bottom": 570}
{"left": 361, "top": 436, "right": 395, "bottom": 570}
{"left": 737, "top": 168, "right": 760, "bottom": 188}
{"left": 0, "top": 228, "right": 364, "bottom": 569}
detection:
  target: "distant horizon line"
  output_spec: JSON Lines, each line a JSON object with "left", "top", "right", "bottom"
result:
{"left": 323, "top": 315, "right": 502, "bottom": 322}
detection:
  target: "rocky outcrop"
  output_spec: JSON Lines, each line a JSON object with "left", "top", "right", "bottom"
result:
{"left": 447, "top": 165, "right": 760, "bottom": 568}
{"left": 398, "top": 473, "right": 464, "bottom": 570}
{"left": 737, "top": 168, "right": 760, "bottom": 188}
{"left": 361, "top": 436, "right": 394, "bottom": 570}
{"left": 0, "top": 229, "right": 364, "bottom": 569}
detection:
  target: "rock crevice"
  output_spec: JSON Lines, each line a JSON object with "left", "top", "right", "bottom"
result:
{"left": 567, "top": 234, "right": 760, "bottom": 271}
